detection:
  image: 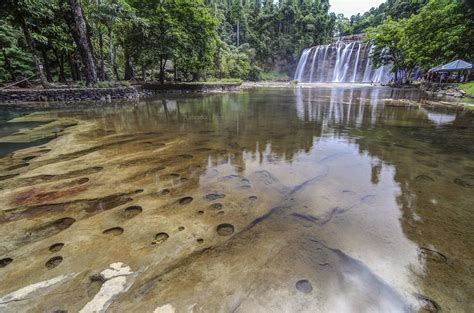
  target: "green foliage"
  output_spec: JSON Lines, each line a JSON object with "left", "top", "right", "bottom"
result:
{"left": 206, "top": 0, "right": 335, "bottom": 77}
{"left": 343, "top": 0, "right": 428, "bottom": 35}
{"left": 458, "top": 81, "right": 474, "bottom": 96}
{"left": 259, "top": 71, "right": 290, "bottom": 81}
{"left": 366, "top": 18, "right": 409, "bottom": 74}
{"left": 96, "top": 81, "right": 114, "bottom": 88}
{"left": 0, "top": 20, "right": 34, "bottom": 82}
{"left": 74, "top": 81, "right": 86, "bottom": 88}
{"left": 402, "top": 0, "right": 474, "bottom": 70}
{"left": 195, "top": 78, "right": 242, "bottom": 84}
{"left": 367, "top": 0, "right": 474, "bottom": 81}
{"left": 290, "top": 80, "right": 299, "bottom": 87}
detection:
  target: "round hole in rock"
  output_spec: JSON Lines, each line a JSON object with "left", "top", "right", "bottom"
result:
{"left": 249, "top": 196, "right": 258, "bottom": 201}
{"left": 46, "top": 256, "right": 63, "bottom": 269}
{"left": 216, "top": 223, "right": 234, "bottom": 236}
{"left": 123, "top": 206, "right": 143, "bottom": 218}
{"left": 197, "top": 239, "right": 204, "bottom": 244}
{"left": 178, "top": 226, "right": 185, "bottom": 231}
{"left": 78, "top": 177, "right": 90, "bottom": 184}
{"left": 178, "top": 196, "right": 193, "bottom": 205}
{"left": 205, "top": 193, "right": 225, "bottom": 201}
{"left": 53, "top": 217, "right": 76, "bottom": 230}
{"left": 210, "top": 203, "right": 223, "bottom": 210}
{"left": 103, "top": 227, "right": 124, "bottom": 236}
{"left": 153, "top": 232, "right": 169, "bottom": 245}
{"left": 0, "top": 257, "right": 13, "bottom": 268}
{"left": 22, "top": 156, "right": 37, "bottom": 161}
{"left": 296, "top": 280, "right": 313, "bottom": 294}
{"left": 49, "top": 243, "right": 65, "bottom": 253}
{"left": 160, "top": 189, "right": 170, "bottom": 195}
{"left": 415, "top": 175, "right": 434, "bottom": 182}
{"left": 198, "top": 210, "right": 204, "bottom": 215}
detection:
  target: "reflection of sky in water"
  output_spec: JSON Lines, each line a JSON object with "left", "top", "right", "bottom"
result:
{"left": 202, "top": 134, "right": 422, "bottom": 310}
{"left": 424, "top": 110, "right": 456, "bottom": 126}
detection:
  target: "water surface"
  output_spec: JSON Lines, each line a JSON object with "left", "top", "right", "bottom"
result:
{"left": 0, "top": 87, "right": 473, "bottom": 312}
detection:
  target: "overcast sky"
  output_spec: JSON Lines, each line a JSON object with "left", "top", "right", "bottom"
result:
{"left": 329, "top": 0, "right": 385, "bottom": 17}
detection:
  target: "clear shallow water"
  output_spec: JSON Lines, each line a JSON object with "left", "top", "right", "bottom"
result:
{"left": 0, "top": 87, "right": 473, "bottom": 312}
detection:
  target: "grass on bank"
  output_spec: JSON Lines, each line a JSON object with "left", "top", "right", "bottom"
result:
{"left": 458, "top": 81, "right": 474, "bottom": 96}
{"left": 198, "top": 78, "right": 243, "bottom": 84}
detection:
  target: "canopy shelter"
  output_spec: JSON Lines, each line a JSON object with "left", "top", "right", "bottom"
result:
{"left": 429, "top": 59, "right": 473, "bottom": 73}
{"left": 427, "top": 59, "right": 472, "bottom": 83}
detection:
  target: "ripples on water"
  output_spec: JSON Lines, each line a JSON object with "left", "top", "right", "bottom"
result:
{"left": 0, "top": 87, "right": 472, "bottom": 312}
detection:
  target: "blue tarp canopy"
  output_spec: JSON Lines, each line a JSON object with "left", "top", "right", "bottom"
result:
{"left": 429, "top": 59, "right": 473, "bottom": 72}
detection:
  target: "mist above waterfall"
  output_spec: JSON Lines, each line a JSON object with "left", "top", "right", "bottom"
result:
{"left": 294, "top": 37, "right": 393, "bottom": 84}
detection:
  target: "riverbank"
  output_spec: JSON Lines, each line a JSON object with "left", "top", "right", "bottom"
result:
{"left": 0, "top": 82, "right": 242, "bottom": 104}
{"left": 419, "top": 81, "right": 474, "bottom": 99}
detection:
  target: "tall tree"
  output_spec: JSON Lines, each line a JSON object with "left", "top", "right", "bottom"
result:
{"left": 63, "top": 0, "right": 98, "bottom": 85}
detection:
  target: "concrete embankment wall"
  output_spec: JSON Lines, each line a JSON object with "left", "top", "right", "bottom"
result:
{"left": 0, "top": 87, "right": 139, "bottom": 103}
{"left": 0, "top": 83, "right": 241, "bottom": 103}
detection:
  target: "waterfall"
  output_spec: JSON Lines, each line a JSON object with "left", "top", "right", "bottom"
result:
{"left": 362, "top": 45, "right": 374, "bottom": 82}
{"left": 309, "top": 46, "right": 320, "bottom": 82}
{"left": 293, "top": 49, "right": 310, "bottom": 81}
{"left": 351, "top": 42, "right": 362, "bottom": 82}
{"left": 294, "top": 38, "right": 393, "bottom": 83}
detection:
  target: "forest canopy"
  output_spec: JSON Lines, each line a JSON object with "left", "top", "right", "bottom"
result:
{"left": 0, "top": 0, "right": 335, "bottom": 86}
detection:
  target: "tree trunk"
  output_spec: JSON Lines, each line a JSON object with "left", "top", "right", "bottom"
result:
{"left": 68, "top": 54, "right": 81, "bottom": 81}
{"left": 141, "top": 63, "right": 146, "bottom": 81}
{"left": 108, "top": 27, "right": 120, "bottom": 81}
{"left": 236, "top": 21, "right": 240, "bottom": 46}
{"left": 99, "top": 32, "right": 105, "bottom": 80}
{"left": 20, "top": 18, "right": 52, "bottom": 89}
{"left": 97, "top": 0, "right": 105, "bottom": 81}
{"left": 64, "top": 0, "right": 98, "bottom": 85}
{"left": 41, "top": 49, "right": 53, "bottom": 82}
{"left": 159, "top": 58, "right": 166, "bottom": 84}
{"left": 54, "top": 49, "right": 67, "bottom": 82}
{"left": 2, "top": 49, "right": 16, "bottom": 82}
{"left": 124, "top": 47, "right": 135, "bottom": 80}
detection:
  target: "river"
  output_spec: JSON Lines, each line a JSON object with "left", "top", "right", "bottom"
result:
{"left": 0, "top": 86, "right": 473, "bottom": 312}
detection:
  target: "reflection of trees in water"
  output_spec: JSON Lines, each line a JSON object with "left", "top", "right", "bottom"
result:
{"left": 352, "top": 105, "right": 474, "bottom": 312}
{"left": 71, "top": 88, "right": 471, "bottom": 165}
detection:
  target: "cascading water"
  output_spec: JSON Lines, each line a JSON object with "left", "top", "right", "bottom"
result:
{"left": 294, "top": 37, "right": 393, "bottom": 84}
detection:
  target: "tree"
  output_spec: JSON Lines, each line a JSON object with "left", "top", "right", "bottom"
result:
{"left": 63, "top": 0, "right": 98, "bottom": 85}
{"left": 0, "top": 20, "right": 35, "bottom": 83}
{"left": 402, "top": 0, "right": 474, "bottom": 70}
{"left": 367, "top": 0, "right": 474, "bottom": 82}
{"left": 0, "top": 0, "right": 54, "bottom": 88}
{"left": 367, "top": 17, "right": 410, "bottom": 82}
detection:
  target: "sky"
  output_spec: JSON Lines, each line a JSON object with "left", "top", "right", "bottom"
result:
{"left": 329, "top": 0, "right": 385, "bottom": 17}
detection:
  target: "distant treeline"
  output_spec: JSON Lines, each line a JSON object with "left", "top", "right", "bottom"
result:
{"left": 0, "top": 0, "right": 336, "bottom": 86}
